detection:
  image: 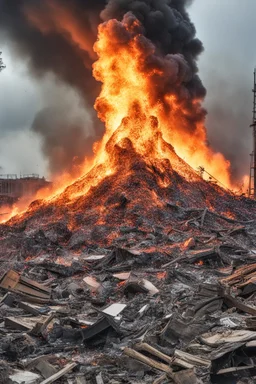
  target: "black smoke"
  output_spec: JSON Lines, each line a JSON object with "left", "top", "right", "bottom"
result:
{"left": 0, "top": 0, "right": 206, "bottom": 175}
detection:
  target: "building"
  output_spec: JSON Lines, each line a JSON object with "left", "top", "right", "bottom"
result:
{"left": 0, "top": 174, "right": 51, "bottom": 199}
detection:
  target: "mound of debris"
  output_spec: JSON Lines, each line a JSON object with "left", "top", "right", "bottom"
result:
{"left": 0, "top": 122, "right": 255, "bottom": 261}
{"left": 0, "top": 110, "right": 256, "bottom": 383}
{"left": 1, "top": 184, "right": 256, "bottom": 383}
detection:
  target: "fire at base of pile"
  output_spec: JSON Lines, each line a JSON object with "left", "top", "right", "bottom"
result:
{"left": 0, "top": 108, "right": 254, "bottom": 259}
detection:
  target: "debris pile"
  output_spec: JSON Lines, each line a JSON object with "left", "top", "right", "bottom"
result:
{"left": 1, "top": 207, "right": 256, "bottom": 384}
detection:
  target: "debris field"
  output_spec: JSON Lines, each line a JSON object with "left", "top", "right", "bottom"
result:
{"left": 1, "top": 202, "right": 256, "bottom": 384}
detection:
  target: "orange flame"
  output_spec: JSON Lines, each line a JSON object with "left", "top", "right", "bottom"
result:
{"left": 1, "top": 10, "right": 246, "bottom": 224}
{"left": 91, "top": 14, "right": 234, "bottom": 189}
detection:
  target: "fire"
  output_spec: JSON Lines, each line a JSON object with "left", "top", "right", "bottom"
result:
{"left": 91, "top": 13, "right": 233, "bottom": 188}
{"left": 0, "top": 10, "right": 242, "bottom": 225}
{"left": 195, "top": 260, "right": 204, "bottom": 266}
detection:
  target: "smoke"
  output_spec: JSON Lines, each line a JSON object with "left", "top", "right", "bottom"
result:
{"left": 32, "top": 79, "right": 96, "bottom": 176}
{"left": 101, "top": 0, "right": 207, "bottom": 136}
{"left": 1, "top": 0, "right": 237, "bottom": 180}
{"left": 0, "top": 0, "right": 106, "bottom": 176}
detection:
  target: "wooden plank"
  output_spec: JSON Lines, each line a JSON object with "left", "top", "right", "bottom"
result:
{"left": 174, "top": 350, "right": 211, "bottom": 368}
{"left": 5, "top": 316, "right": 47, "bottom": 332}
{"left": 135, "top": 343, "right": 173, "bottom": 364}
{"left": 223, "top": 295, "right": 256, "bottom": 316}
{"left": 19, "top": 302, "right": 44, "bottom": 316}
{"left": 20, "top": 275, "right": 52, "bottom": 294}
{"left": 217, "top": 365, "right": 255, "bottom": 374}
{"left": 0, "top": 270, "right": 20, "bottom": 289}
{"left": 15, "top": 283, "right": 50, "bottom": 299}
{"left": 123, "top": 348, "right": 176, "bottom": 381}
{"left": 11, "top": 292, "right": 51, "bottom": 304}
{"left": 220, "top": 264, "right": 256, "bottom": 286}
{"left": 40, "top": 363, "right": 77, "bottom": 384}
{"left": 171, "top": 358, "right": 194, "bottom": 369}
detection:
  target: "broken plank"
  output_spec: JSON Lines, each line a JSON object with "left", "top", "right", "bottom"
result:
{"left": 174, "top": 349, "right": 211, "bottom": 368}
{"left": 171, "top": 358, "right": 194, "bottom": 369}
{"left": 135, "top": 343, "right": 173, "bottom": 365}
{"left": 15, "top": 282, "right": 50, "bottom": 299}
{"left": 5, "top": 315, "right": 48, "bottom": 332}
{"left": 201, "top": 330, "right": 256, "bottom": 346}
{"left": 39, "top": 363, "right": 77, "bottom": 384}
{"left": 223, "top": 294, "right": 256, "bottom": 316}
{"left": 123, "top": 348, "right": 175, "bottom": 380}
{"left": 0, "top": 270, "right": 20, "bottom": 289}
{"left": 0, "top": 270, "right": 51, "bottom": 300}
{"left": 217, "top": 365, "right": 255, "bottom": 374}
{"left": 20, "top": 275, "right": 51, "bottom": 295}
{"left": 220, "top": 263, "right": 256, "bottom": 287}
{"left": 19, "top": 301, "right": 49, "bottom": 316}
{"left": 187, "top": 248, "right": 217, "bottom": 264}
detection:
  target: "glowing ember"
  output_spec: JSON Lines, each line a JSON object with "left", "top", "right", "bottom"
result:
{"left": 156, "top": 272, "right": 167, "bottom": 280}
{"left": 195, "top": 260, "right": 204, "bottom": 266}
{"left": 55, "top": 257, "right": 72, "bottom": 267}
{"left": 117, "top": 281, "right": 127, "bottom": 288}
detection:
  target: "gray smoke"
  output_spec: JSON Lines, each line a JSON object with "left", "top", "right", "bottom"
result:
{"left": 0, "top": 0, "right": 106, "bottom": 176}
{"left": 0, "top": 0, "right": 214, "bottom": 177}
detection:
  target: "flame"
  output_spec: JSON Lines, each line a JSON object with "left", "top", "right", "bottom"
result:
{"left": 91, "top": 14, "right": 233, "bottom": 189}
{"left": 0, "top": 11, "right": 244, "bottom": 225}
{"left": 195, "top": 260, "right": 204, "bottom": 266}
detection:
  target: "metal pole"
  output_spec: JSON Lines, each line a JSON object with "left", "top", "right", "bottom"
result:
{"left": 254, "top": 70, "right": 256, "bottom": 197}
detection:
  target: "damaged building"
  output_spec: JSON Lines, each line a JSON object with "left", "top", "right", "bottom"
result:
{"left": 0, "top": 174, "right": 51, "bottom": 200}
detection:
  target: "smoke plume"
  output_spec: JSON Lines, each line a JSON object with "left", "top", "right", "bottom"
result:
{"left": 0, "top": 0, "right": 231, "bottom": 180}
{"left": 0, "top": 0, "right": 106, "bottom": 176}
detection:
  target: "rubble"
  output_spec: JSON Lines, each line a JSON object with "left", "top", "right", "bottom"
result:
{"left": 0, "top": 205, "right": 255, "bottom": 384}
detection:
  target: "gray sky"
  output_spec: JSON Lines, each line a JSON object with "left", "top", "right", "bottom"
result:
{"left": 0, "top": 0, "right": 255, "bottom": 180}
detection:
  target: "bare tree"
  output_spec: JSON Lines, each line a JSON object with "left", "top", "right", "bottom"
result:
{"left": 0, "top": 52, "right": 5, "bottom": 72}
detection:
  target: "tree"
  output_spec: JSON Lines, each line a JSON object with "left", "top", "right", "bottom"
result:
{"left": 0, "top": 52, "right": 5, "bottom": 72}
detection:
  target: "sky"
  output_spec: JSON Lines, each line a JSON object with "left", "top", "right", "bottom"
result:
{"left": 0, "top": 0, "right": 255, "bottom": 180}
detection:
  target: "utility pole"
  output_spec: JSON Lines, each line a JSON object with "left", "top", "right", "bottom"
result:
{"left": 249, "top": 69, "right": 256, "bottom": 198}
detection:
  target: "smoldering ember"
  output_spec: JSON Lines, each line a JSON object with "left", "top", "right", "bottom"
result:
{"left": 0, "top": 1, "right": 256, "bottom": 384}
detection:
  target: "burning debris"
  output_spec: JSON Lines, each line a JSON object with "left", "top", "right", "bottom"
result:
{"left": 0, "top": 0, "right": 256, "bottom": 383}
